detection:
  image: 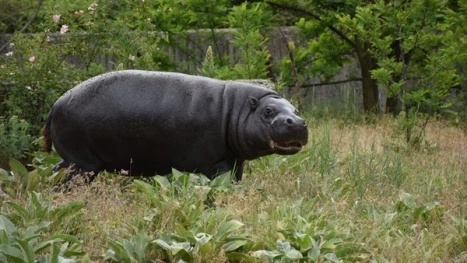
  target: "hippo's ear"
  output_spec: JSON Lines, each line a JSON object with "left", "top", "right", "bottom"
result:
{"left": 249, "top": 96, "right": 259, "bottom": 110}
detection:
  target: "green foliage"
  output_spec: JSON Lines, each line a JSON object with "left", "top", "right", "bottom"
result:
{"left": 3, "top": 191, "right": 84, "bottom": 232}
{"left": 103, "top": 170, "right": 251, "bottom": 262}
{"left": 252, "top": 199, "right": 366, "bottom": 262}
{"left": 0, "top": 117, "right": 32, "bottom": 166}
{"left": 0, "top": 193, "right": 87, "bottom": 262}
{"left": 0, "top": 215, "right": 85, "bottom": 263}
{"left": 450, "top": 216, "right": 467, "bottom": 256}
{"left": 0, "top": 158, "right": 65, "bottom": 199}
{"left": 200, "top": 2, "right": 273, "bottom": 80}
{"left": 0, "top": 0, "right": 36, "bottom": 33}
{"left": 0, "top": 159, "right": 37, "bottom": 199}
{"left": 151, "top": 220, "right": 249, "bottom": 262}
{"left": 391, "top": 192, "right": 444, "bottom": 229}
{"left": 103, "top": 232, "right": 153, "bottom": 263}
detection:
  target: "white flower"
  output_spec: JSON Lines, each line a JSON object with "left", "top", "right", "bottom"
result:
{"left": 60, "top": 24, "right": 69, "bottom": 35}
{"left": 25, "top": 86, "right": 32, "bottom": 90}
{"left": 88, "top": 2, "right": 98, "bottom": 12}
{"left": 128, "top": 54, "right": 135, "bottom": 61}
{"left": 29, "top": 56, "right": 36, "bottom": 62}
{"left": 5, "top": 51, "right": 13, "bottom": 56}
{"left": 9, "top": 43, "right": 14, "bottom": 47}
{"left": 52, "top": 14, "right": 61, "bottom": 23}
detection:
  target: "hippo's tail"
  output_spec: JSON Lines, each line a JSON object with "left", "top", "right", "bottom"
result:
{"left": 41, "top": 115, "right": 52, "bottom": 152}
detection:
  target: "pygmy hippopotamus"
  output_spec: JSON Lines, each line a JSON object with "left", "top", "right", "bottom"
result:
{"left": 41, "top": 70, "right": 308, "bottom": 181}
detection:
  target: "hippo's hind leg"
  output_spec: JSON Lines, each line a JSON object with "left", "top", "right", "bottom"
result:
{"left": 205, "top": 159, "right": 245, "bottom": 181}
{"left": 53, "top": 163, "right": 100, "bottom": 192}
{"left": 53, "top": 144, "right": 103, "bottom": 190}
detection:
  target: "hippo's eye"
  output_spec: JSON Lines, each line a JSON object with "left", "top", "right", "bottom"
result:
{"left": 265, "top": 108, "right": 273, "bottom": 117}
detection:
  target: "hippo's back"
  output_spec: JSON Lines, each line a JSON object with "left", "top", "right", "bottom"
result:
{"left": 49, "top": 70, "right": 230, "bottom": 175}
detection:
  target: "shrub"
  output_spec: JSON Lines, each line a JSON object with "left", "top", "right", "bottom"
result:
{"left": 0, "top": 116, "right": 32, "bottom": 168}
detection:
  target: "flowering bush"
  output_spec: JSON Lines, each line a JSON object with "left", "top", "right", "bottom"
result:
{"left": 0, "top": 0, "right": 177, "bottom": 164}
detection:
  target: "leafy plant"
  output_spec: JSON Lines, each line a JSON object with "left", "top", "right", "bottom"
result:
{"left": 450, "top": 216, "right": 467, "bottom": 258}
{"left": 152, "top": 220, "right": 249, "bottom": 262}
{"left": 103, "top": 232, "right": 154, "bottom": 263}
{"left": 389, "top": 192, "right": 444, "bottom": 229}
{"left": 105, "top": 170, "right": 249, "bottom": 262}
{"left": 199, "top": 2, "right": 273, "bottom": 80}
{"left": 0, "top": 158, "right": 65, "bottom": 199}
{"left": 0, "top": 210, "right": 86, "bottom": 262}
{"left": 3, "top": 191, "right": 84, "bottom": 233}
{"left": 0, "top": 116, "right": 32, "bottom": 167}
{"left": 253, "top": 199, "right": 366, "bottom": 262}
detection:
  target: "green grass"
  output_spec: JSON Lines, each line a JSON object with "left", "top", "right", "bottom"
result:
{"left": 1, "top": 117, "right": 466, "bottom": 262}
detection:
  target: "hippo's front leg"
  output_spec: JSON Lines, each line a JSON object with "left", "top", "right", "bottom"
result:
{"left": 205, "top": 159, "right": 245, "bottom": 181}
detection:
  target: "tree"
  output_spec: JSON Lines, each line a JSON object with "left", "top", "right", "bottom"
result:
{"left": 268, "top": 0, "right": 461, "bottom": 114}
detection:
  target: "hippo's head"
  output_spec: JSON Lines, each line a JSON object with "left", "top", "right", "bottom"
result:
{"left": 242, "top": 95, "right": 308, "bottom": 158}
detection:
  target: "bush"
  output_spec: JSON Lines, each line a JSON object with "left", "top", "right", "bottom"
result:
{"left": 0, "top": 116, "right": 32, "bottom": 168}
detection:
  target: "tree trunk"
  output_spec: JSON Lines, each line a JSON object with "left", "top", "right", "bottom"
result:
{"left": 355, "top": 41, "right": 379, "bottom": 113}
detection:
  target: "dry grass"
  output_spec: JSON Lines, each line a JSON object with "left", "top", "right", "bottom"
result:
{"left": 6, "top": 118, "right": 464, "bottom": 262}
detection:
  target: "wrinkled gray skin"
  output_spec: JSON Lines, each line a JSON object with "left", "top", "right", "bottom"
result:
{"left": 43, "top": 70, "right": 308, "bottom": 181}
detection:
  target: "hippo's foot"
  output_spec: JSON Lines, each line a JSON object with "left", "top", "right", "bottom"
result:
{"left": 53, "top": 164, "right": 98, "bottom": 192}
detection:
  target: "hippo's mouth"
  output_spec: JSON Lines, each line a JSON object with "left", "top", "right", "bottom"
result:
{"left": 269, "top": 139, "right": 304, "bottom": 154}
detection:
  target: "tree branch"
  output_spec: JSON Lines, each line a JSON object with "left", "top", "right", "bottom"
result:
{"left": 266, "top": 1, "right": 357, "bottom": 50}
{"left": 301, "top": 78, "right": 362, "bottom": 88}
{"left": 0, "top": 0, "right": 45, "bottom": 53}
{"left": 278, "top": 27, "right": 302, "bottom": 107}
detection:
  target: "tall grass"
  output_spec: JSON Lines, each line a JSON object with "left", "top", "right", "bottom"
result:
{"left": 1, "top": 117, "right": 466, "bottom": 262}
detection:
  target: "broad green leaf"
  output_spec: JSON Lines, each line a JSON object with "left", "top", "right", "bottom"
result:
{"left": 295, "top": 233, "right": 312, "bottom": 251}
{"left": 15, "top": 238, "right": 34, "bottom": 263}
{"left": 276, "top": 239, "right": 292, "bottom": 254}
{"left": 154, "top": 176, "right": 171, "bottom": 189}
{"left": 222, "top": 240, "right": 247, "bottom": 252}
{"left": 214, "top": 220, "right": 244, "bottom": 242}
{"left": 285, "top": 248, "right": 303, "bottom": 259}
{"left": 35, "top": 234, "right": 80, "bottom": 255}
{"left": 45, "top": 234, "right": 81, "bottom": 244}
{"left": 26, "top": 170, "right": 40, "bottom": 192}
{"left": 0, "top": 216, "right": 16, "bottom": 236}
{"left": 169, "top": 241, "right": 191, "bottom": 256}
{"left": 252, "top": 250, "right": 282, "bottom": 260}
{"left": 0, "top": 244, "right": 23, "bottom": 261}
{"left": 171, "top": 168, "right": 184, "bottom": 180}
{"left": 30, "top": 192, "right": 45, "bottom": 218}
{"left": 0, "top": 231, "right": 9, "bottom": 244}
{"left": 5, "top": 201, "right": 29, "bottom": 221}
{"left": 308, "top": 237, "right": 320, "bottom": 260}
{"left": 122, "top": 240, "right": 135, "bottom": 260}
{"left": 8, "top": 159, "right": 27, "bottom": 178}
{"left": 194, "top": 233, "right": 212, "bottom": 247}
{"left": 153, "top": 239, "right": 171, "bottom": 250}
{"left": 323, "top": 252, "right": 339, "bottom": 262}
{"left": 0, "top": 169, "right": 11, "bottom": 181}
{"left": 131, "top": 233, "right": 150, "bottom": 261}
{"left": 321, "top": 238, "right": 342, "bottom": 251}
{"left": 105, "top": 240, "right": 130, "bottom": 262}
{"left": 49, "top": 244, "right": 60, "bottom": 263}
{"left": 22, "top": 222, "right": 51, "bottom": 241}
{"left": 210, "top": 171, "right": 232, "bottom": 188}
{"left": 102, "top": 249, "right": 116, "bottom": 261}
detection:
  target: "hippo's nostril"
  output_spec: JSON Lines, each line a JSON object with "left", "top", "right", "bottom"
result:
{"left": 286, "top": 118, "right": 294, "bottom": 125}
